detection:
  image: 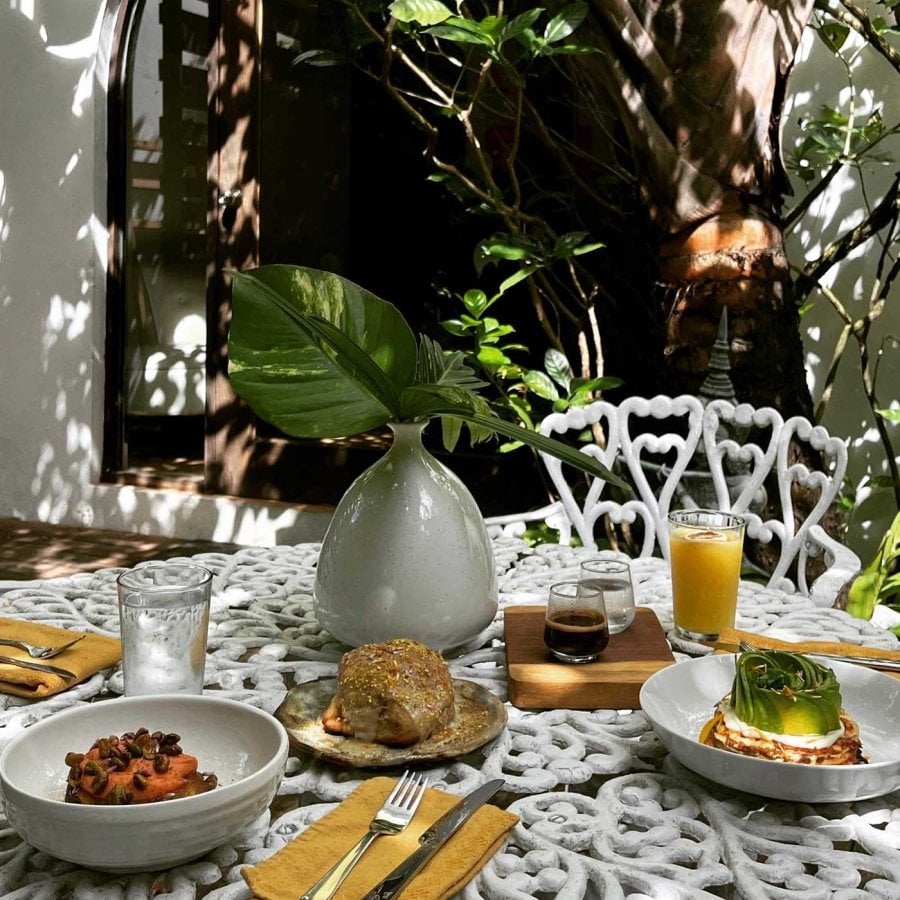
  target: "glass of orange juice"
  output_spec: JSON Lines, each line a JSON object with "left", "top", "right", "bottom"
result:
{"left": 667, "top": 509, "right": 746, "bottom": 642}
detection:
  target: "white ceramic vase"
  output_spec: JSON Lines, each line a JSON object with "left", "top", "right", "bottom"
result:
{"left": 313, "top": 421, "right": 498, "bottom": 650}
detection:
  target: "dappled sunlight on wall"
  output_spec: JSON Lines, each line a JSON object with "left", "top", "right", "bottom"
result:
{"left": 784, "top": 25, "right": 900, "bottom": 559}
{"left": 0, "top": 1, "right": 329, "bottom": 546}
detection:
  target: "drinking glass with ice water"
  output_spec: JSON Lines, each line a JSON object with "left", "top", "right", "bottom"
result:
{"left": 578, "top": 559, "right": 636, "bottom": 634}
{"left": 116, "top": 563, "right": 213, "bottom": 696}
{"left": 667, "top": 509, "right": 745, "bottom": 642}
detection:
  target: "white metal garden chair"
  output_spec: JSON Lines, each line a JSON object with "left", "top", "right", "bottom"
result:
{"left": 486, "top": 394, "right": 860, "bottom": 607}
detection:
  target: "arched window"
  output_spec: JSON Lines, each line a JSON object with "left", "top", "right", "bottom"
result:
{"left": 103, "top": 0, "right": 357, "bottom": 501}
{"left": 102, "top": 0, "right": 533, "bottom": 513}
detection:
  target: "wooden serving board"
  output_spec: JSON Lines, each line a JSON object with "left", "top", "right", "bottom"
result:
{"left": 504, "top": 606, "right": 675, "bottom": 709}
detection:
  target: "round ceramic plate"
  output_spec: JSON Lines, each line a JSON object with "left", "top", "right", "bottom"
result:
{"left": 639, "top": 654, "right": 900, "bottom": 802}
{"left": 276, "top": 678, "right": 507, "bottom": 767}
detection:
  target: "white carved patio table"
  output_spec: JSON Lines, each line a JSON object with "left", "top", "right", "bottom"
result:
{"left": 0, "top": 537, "right": 898, "bottom": 899}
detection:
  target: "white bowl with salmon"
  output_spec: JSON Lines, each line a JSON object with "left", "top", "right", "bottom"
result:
{"left": 0, "top": 694, "right": 289, "bottom": 872}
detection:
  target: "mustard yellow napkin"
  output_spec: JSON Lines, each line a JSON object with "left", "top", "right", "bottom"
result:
{"left": 0, "top": 618, "right": 122, "bottom": 698}
{"left": 243, "top": 777, "right": 518, "bottom": 900}
{"left": 714, "top": 627, "right": 900, "bottom": 678}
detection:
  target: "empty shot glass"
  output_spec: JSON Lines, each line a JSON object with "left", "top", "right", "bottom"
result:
{"left": 116, "top": 562, "right": 213, "bottom": 696}
{"left": 543, "top": 581, "right": 609, "bottom": 664}
{"left": 578, "top": 558, "right": 636, "bottom": 635}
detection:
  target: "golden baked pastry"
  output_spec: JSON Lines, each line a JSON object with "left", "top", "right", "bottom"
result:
{"left": 64, "top": 728, "right": 217, "bottom": 804}
{"left": 322, "top": 638, "right": 455, "bottom": 746}
{"left": 699, "top": 649, "right": 865, "bottom": 766}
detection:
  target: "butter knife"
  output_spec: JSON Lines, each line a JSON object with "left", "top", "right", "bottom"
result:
{"left": 738, "top": 639, "right": 900, "bottom": 673}
{"left": 0, "top": 654, "right": 76, "bottom": 681}
{"left": 363, "top": 779, "right": 506, "bottom": 900}
{"left": 807, "top": 651, "right": 900, "bottom": 673}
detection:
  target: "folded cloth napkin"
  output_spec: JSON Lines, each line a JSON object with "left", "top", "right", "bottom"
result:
{"left": 0, "top": 618, "right": 122, "bottom": 698}
{"left": 243, "top": 776, "right": 518, "bottom": 900}
{"left": 714, "top": 627, "right": 900, "bottom": 677}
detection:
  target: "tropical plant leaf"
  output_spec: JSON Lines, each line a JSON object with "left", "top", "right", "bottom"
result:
{"left": 498, "top": 266, "right": 536, "bottom": 295}
{"left": 501, "top": 8, "right": 544, "bottom": 42}
{"left": 462, "top": 289, "right": 489, "bottom": 316}
{"left": 428, "top": 18, "right": 495, "bottom": 46}
{"left": 416, "top": 334, "right": 486, "bottom": 390}
{"left": 441, "top": 415, "right": 463, "bottom": 453}
{"left": 228, "top": 263, "right": 630, "bottom": 493}
{"left": 400, "top": 384, "right": 495, "bottom": 446}
{"left": 846, "top": 510, "right": 900, "bottom": 620}
{"left": 228, "top": 267, "right": 417, "bottom": 437}
{"left": 400, "top": 389, "right": 627, "bottom": 488}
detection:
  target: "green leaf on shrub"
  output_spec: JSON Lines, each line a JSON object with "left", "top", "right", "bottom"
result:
{"left": 502, "top": 9, "right": 544, "bottom": 42}
{"left": 477, "top": 346, "right": 511, "bottom": 370}
{"left": 523, "top": 370, "right": 559, "bottom": 400}
{"left": 441, "top": 318, "right": 469, "bottom": 337}
{"left": 498, "top": 266, "right": 536, "bottom": 294}
{"left": 389, "top": 0, "right": 453, "bottom": 26}
{"left": 876, "top": 407, "right": 900, "bottom": 423}
{"left": 544, "top": 348, "right": 572, "bottom": 390}
{"left": 544, "top": 2, "right": 587, "bottom": 43}
{"left": 428, "top": 17, "right": 495, "bottom": 46}
{"left": 463, "top": 289, "right": 489, "bottom": 317}
{"left": 572, "top": 240, "right": 605, "bottom": 255}
{"left": 816, "top": 22, "right": 850, "bottom": 52}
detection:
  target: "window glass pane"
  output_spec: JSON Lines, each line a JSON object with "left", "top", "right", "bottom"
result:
{"left": 123, "top": 0, "right": 209, "bottom": 472}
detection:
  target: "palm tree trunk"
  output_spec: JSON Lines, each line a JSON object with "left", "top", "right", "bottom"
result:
{"left": 567, "top": 0, "right": 817, "bottom": 414}
{"left": 658, "top": 205, "right": 811, "bottom": 416}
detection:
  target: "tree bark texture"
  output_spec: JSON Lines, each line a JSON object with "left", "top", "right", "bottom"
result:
{"left": 563, "top": 0, "right": 817, "bottom": 415}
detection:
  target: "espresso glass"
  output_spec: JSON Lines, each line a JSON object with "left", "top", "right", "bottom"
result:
{"left": 543, "top": 581, "right": 609, "bottom": 663}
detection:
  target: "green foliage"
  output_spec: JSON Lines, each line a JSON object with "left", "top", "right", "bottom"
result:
{"left": 845, "top": 511, "right": 900, "bottom": 623}
{"left": 788, "top": 104, "right": 896, "bottom": 182}
{"left": 440, "top": 281, "right": 621, "bottom": 453}
{"left": 228, "top": 265, "right": 630, "bottom": 489}
{"left": 333, "top": 0, "right": 900, "bottom": 537}
{"left": 340, "top": 0, "right": 615, "bottom": 433}
{"left": 390, "top": 1, "right": 596, "bottom": 65}
{"left": 876, "top": 407, "right": 900, "bottom": 424}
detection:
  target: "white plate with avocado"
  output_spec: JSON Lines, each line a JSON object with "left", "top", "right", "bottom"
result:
{"left": 640, "top": 653, "right": 900, "bottom": 802}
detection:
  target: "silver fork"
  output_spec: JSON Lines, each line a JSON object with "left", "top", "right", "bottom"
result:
{"left": 301, "top": 771, "right": 428, "bottom": 900}
{"left": 0, "top": 634, "right": 85, "bottom": 659}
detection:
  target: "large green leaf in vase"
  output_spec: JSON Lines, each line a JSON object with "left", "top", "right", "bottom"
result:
{"left": 228, "top": 265, "right": 418, "bottom": 438}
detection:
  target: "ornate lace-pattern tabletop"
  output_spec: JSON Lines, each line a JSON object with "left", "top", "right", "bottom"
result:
{"left": 0, "top": 538, "right": 898, "bottom": 899}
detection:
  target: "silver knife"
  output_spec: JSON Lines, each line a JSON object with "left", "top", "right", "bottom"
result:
{"left": 0, "top": 654, "right": 76, "bottom": 681}
{"left": 808, "top": 651, "right": 900, "bottom": 673}
{"left": 363, "top": 779, "right": 506, "bottom": 900}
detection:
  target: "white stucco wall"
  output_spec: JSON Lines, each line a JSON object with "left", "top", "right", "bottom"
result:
{"left": 785, "top": 24, "right": 900, "bottom": 562}
{"left": 0, "top": 2, "right": 895, "bottom": 555}
{"left": 0, "top": 1, "right": 330, "bottom": 546}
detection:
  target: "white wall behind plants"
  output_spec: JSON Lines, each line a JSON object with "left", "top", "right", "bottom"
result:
{"left": 0, "top": 1, "right": 330, "bottom": 547}
{"left": 785, "top": 24, "right": 900, "bottom": 562}
{"left": 0, "top": 2, "right": 895, "bottom": 555}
